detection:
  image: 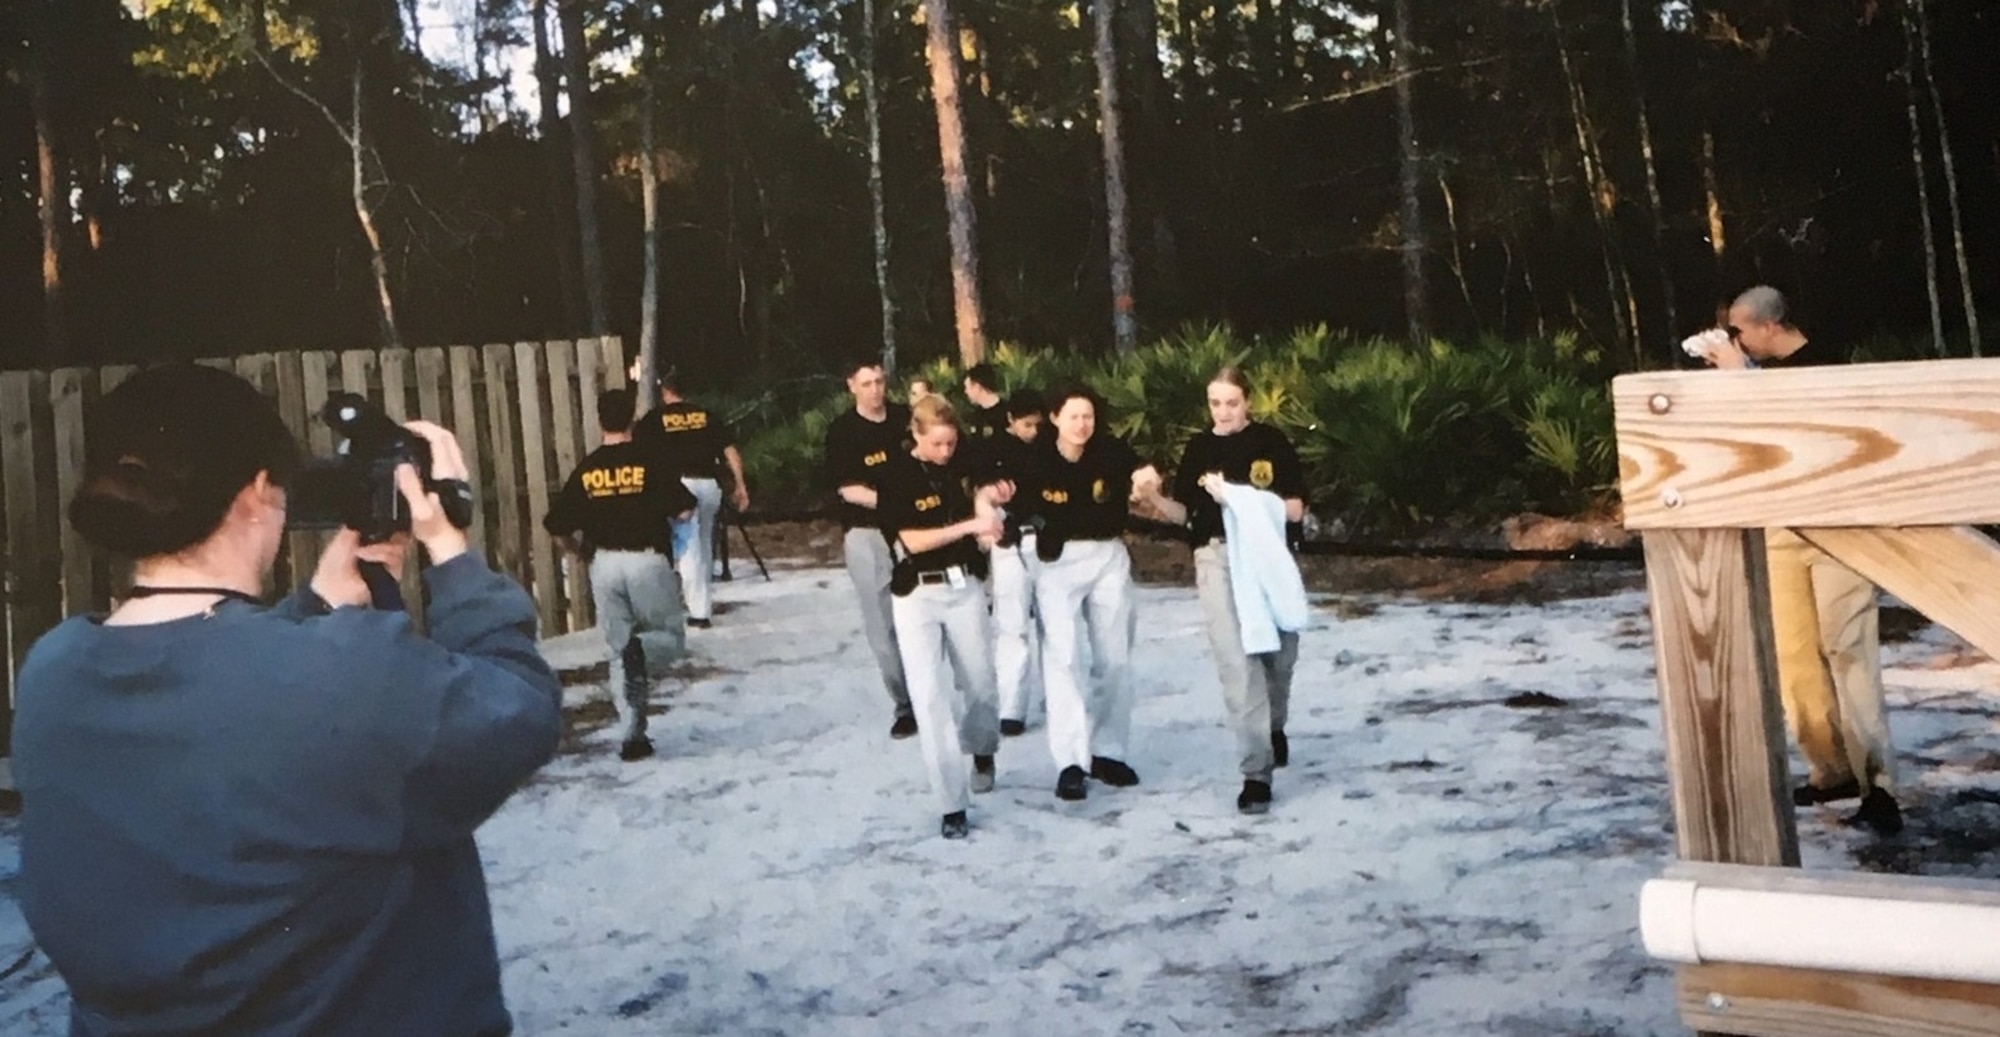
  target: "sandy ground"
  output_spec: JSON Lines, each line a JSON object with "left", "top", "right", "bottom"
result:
{"left": 3, "top": 542, "right": 1997, "bottom": 1036}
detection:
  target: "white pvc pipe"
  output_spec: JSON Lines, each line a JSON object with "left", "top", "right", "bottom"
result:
{"left": 1640, "top": 871, "right": 2000, "bottom": 985}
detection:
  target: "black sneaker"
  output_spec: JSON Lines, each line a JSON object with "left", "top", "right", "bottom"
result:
{"left": 1237, "top": 779, "right": 1273, "bottom": 815}
{"left": 1793, "top": 777, "right": 1861, "bottom": 806}
{"left": 1848, "top": 787, "right": 1904, "bottom": 835}
{"left": 1055, "top": 765, "right": 1088, "bottom": 801}
{"left": 618, "top": 736, "right": 655, "bottom": 762}
{"left": 889, "top": 714, "right": 918, "bottom": 739}
{"left": 1271, "top": 729, "right": 1289, "bottom": 769}
{"left": 1000, "top": 719, "right": 1027, "bottom": 737}
{"left": 687, "top": 617, "right": 713, "bottom": 629}
{"left": 1090, "top": 757, "right": 1140, "bottom": 787}
{"left": 941, "top": 811, "right": 969, "bottom": 840}
{"left": 972, "top": 755, "right": 996, "bottom": 794}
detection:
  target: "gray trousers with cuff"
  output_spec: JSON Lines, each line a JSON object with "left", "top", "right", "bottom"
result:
{"left": 590, "top": 549, "right": 687, "bottom": 744}
{"left": 891, "top": 579, "right": 1002, "bottom": 814}
{"left": 1034, "top": 539, "right": 1137, "bottom": 772}
{"left": 844, "top": 527, "right": 912, "bottom": 719}
{"left": 1195, "top": 541, "right": 1299, "bottom": 782}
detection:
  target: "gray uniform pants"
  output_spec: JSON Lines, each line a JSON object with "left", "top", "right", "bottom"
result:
{"left": 990, "top": 533, "right": 1043, "bottom": 723}
{"left": 891, "top": 579, "right": 1002, "bottom": 814}
{"left": 845, "top": 527, "right": 913, "bottom": 719}
{"left": 1035, "top": 538, "right": 1137, "bottom": 771}
{"left": 676, "top": 477, "right": 723, "bottom": 621}
{"left": 1195, "top": 541, "right": 1299, "bottom": 782}
{"left": 590, "top": 549, "right": 687, "bottom": 743}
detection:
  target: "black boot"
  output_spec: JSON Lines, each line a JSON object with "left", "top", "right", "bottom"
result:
{"left": 972, "top": 755, "right": 996, "bottom": 794}
{"left": 889, "top": 713, "right": 918, "bottom": 739}
{"left": 1090, "top": 757, "right": 1140, "bottom": 787}
{"left": 1271, "top": 730, "right": 1289, "bottom": 769}
{"left": 1000, "top": 719, "right": 1027, "bottom": 737}
{"left": 1792, "top": 777, "right": 1861, "bottom": 806}
{"left": 1237, "top": 779, "right": 1273, "bottom": 815}
{"left": 618, "top": 736, "right": 655, "bottom": 762}
{"left": 1848, "top": 788, "right": 1904, "bottom": 835}
{"left": 941, "top": 811, "right": 969, "bottom": 839}
{"left": 1055, "top": 765, "right": 1088, "bottom": 801}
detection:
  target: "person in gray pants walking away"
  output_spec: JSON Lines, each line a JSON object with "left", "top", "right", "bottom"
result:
{"left": 546, "top": 388, "right": 698, "bottom": 760}
{"left": 1134, "top": 366, "right": 1308, "bottom": 814}
{"left": 634, "top": 372, "right": 750, "bottom": 629}
{"left": 878, "top": 396, "right": 1009, "bottom": 838}
{"left": 823, "top": 359, "right": 918, "bottom": 738}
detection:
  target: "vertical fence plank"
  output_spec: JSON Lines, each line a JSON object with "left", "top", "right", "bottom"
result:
{"left": 448, "top": 346, "right": 490, "bottom": 564}
{"left": 576, "top": 339, "right": 606, "bottom": 453}
{"left": 274, "top": 351, "right": 317, "bottom": 590}
{"left": 598, "top": 336, "right": 627, "bottom": 391}
{"left": 482, "top": 344, "right": 526, "bottom": 598}
{"left": 49, "top": 369, "right": 95, "bottom": 617}
{"left": 414, "top": 347, "right": 447, "bottom": 425}
{"left": 377, "top": 348, "right": 424, "bottom": 620}
{"left": 545, "top": 344, "right": 591, "bottom": 629}
{"left": 340, "top": 348, "right": 376, "bottom": 399}
{"left": 95, "top": 367, "right": 137, "bottom": 601}
{"left": 514, "top": 342, "right": 560, "bottom": 633}
{"left": 2, "top": 371, "right": 57, "bottom": 754}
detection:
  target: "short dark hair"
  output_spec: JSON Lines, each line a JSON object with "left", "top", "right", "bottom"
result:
{"left": 1045, "top": 384, "right": 1103, "bottom": 419}
{"left": 68, "top": 363, "right": 301, "bottom": 559}
{"left": 965, "top": 363, "right": 999, "bottom": 393}
{"left": 1004, "top": 389, "right": 1043, "bottom": 421}
{"left": 843, "top": 357, "right": 884, "bottom": 378}
{"left": 657, "top": 369, "right": 682, "bottom": 397}
{"left": 599, "top": 387, "right": 636, "bottom": 433}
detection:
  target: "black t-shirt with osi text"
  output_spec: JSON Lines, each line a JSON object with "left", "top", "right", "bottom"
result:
{"left": 634, "top": 400, "right": 735, "bottom": 479}
{"left": 970, "top": 402, "right": 1008, "bottom": 440}
{"left": 878, "top": 453, "right": 983, "bottom": 574}
{"left": 1018, "top": 435, "right": 1143, "bottom": 543}
{"left": 823, "top": 403, "right": 912, "bottom": 530}
{"left": 1173, "top": 422, "right": 1307, "bottom": 544}
{"left": 542, "top": 440, "right": 699, "bottom": 554}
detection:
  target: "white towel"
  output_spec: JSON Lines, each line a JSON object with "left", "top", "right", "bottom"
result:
{"left": 1216, "top": 482, "right": 1311, "bottom": 654}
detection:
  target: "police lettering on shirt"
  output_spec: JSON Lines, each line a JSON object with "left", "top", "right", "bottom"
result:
{"left": 633, "top": 400, "right": 734, "bottom": 479}
{"left": 579, "top": 464, "right": 647, "bottom": 497}
{"left": 1170, "top": 421, "right": 1306, "bottom": 545}
{"left": 543, "top": 441, "right": 698, "bottom": 554}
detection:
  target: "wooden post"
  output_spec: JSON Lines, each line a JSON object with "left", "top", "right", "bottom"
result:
{"left": 377, "top": 348, "right": 424, "bottom": 622}
{"left": 514, "top": 341, "right": 560, "bottom": 633}
{"left": 545, "top": 342, "right": 592, "bottom": 631}
{"left": 2, "top": 370, "right": 56, "bottom": 754}
{"left": 48, "top": 367, "right": 95, "bottom": 616}
{"left": 1641, "top": 528, "right": 1799, "bottom": 868}
{"left": 446, "top": 346, "right": 490, "bottom": 564}
{"left": 481, "top": 344, "right": 526, "bottom": 596}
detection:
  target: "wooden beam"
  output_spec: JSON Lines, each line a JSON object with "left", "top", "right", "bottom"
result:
{"left": 1642, "top": 529, "right": 1799, "bottom": 867}
{"left": 1678, "top": 961, "right": 2000, "bottom": 1037}
{"left": 1613, "top": 359, "right": 2000, "bottom": 529}
{"left": 1797, "top": 526, "right": 2000, "bottom": 663}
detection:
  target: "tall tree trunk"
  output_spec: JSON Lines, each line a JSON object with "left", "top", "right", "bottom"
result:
{"left": 532, "top": 0, "right": 583, "bottom": 334}
{"left": 637, "top": 70, "right": 661, "bottom": 407}
{"left": 1437, "top": 173, "right": 1476, "bottom": 323}
{"left": 1700, "top": 128, "right": 1726, "bottom": 271}
{"left": 862, "top": 0, "right": 899, "bottom": 375}
{"left": 1391, "top": 0, "right": 1428, "bottom": 346}
{"left": 350, "top": 71, "right": 402, "bottom": 349}
{"left": 1913, "top": 0, "right": 1979, "bottom": 355}
{"left": 923, "top": 0, "right": 988, "bottom": 366}
{"left": 558, "top": 0, "right": 612, "bottom": 337}
{"left": 28, "top": 37, "right": 66, "bottom": 362}
{"left": 1553, "top": 6, "right": 1635, "bottom": 361}
{"left": 1898, "top": 0, "right": 1947, "bottom": 356}
{"left": 1621, "top": 0, "right": 1678, "bottom": 345}
{"left": 1094, "top": 0, "right": 1139, "bottom": 354}
{"left": 1121, "top": 0, "right": 1181, "bottom": 299}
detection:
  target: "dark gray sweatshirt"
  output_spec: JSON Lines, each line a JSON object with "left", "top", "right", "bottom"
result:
{"left": 13, "top": 553, "right": 562, "bottom": 1037}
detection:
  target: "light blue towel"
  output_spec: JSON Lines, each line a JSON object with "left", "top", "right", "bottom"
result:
{"left": 670, "top": 517, "right": 696, "bottom": 562}
{"left": 1216, "top": 482, "right": 1310, "bottom": 654}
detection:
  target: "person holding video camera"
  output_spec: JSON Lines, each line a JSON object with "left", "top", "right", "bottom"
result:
{"left": 1685, "top": 285, "right": 1901, "bottom": 834}
{"left": 545, "top": 387, "right": 697, "bottom": 762}
{"left": 12, "top": 363, "right": 561, "bottom": 1036}
{"left": 1133, "top": 367, "right": 1308, "bottom": 815}
{"left": 635, "top": 371, "right": 749, "bottom": 630}
{"left": 1013, "top": 386, "right": 1153, "bottom": 803}
{"left": 878, "top": 396, "right": 1009, "bottom": 839}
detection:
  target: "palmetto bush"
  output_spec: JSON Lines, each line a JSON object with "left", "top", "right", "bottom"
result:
{"left": 732, "top": 323, "right": 1620, "bottom": 529}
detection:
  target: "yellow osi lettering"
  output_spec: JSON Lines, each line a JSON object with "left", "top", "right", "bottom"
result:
{"left": 863, "top": 450, "right": 888, "bottom": 467}
{"left": 1041, "top": 488, "right": 1070, "bottom": 504}
{"left": 581, "top": 465, "right": 646, "bottom": 495}
{"left": 914, "top": 494, "right": 943, "bottom": 512}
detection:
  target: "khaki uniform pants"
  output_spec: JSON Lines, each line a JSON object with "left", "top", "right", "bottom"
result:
{"left": 1764, "top": 528, "right": 1896, "bottom": 793}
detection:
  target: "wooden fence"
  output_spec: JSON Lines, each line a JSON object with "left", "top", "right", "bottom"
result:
{"left": 1, "top": 337, "right": 627, "bottom": 754}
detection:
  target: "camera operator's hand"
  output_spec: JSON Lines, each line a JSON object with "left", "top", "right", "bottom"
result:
{"left": 311, "top": 529, "right": 398, "bottom": 608}
{"left": 396, "top": 420, "right": 471, "bottom": 564}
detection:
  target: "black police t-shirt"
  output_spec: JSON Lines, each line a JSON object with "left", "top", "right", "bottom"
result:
{"left": 878, "top": 452, "right": 982, "bottom": 573}
{"left": 823, "top": 404, "right": 912, "bottom": 530}
{"left": 1756, "top": 339, "right": 1839, "bottom": 369}
{"left": 634, "top": 401, "right": 734, "bottom": 479}
{"left": 543, "top": 441, "right": 698, "bottom": 554}
{"left": 1017, "top": 435, "right": 1142, "bottom": 542}
{"left": 1172, "top": 422, "right": 1307, "bottom": 544}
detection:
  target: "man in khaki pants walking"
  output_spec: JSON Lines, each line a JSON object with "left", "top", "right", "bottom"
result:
{"left": 1687, "top": 286, "right": 1901, "bottom": 834}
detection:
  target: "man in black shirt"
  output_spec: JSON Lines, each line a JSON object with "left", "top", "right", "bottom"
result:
{"left": 545, "top": 388, "right": 698, "bottom": 761}
{"left": 961, "top": 362, "right": 1009, "bottom": 441}
{"left": 1689, "top": 285, "right": 1900, "bottom": 834}
{"left": 986, "top": 390, "right": 1047, "bottom": 737}
{"left": 634, "top": 372, "right": 749, "bottom": 629}
{"left": 822, "top": 359, "right": 918, "bottom": 737}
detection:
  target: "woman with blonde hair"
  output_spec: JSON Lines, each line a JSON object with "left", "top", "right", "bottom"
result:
{"left": 877, "top": 395, "right": 1011, "bottom": 838}
{"left": 1136, "top": 366, "right": 1309, "bottom": 814}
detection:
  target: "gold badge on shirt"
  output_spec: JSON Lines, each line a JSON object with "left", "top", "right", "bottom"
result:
{"left": 1249, "top": 460, "right": 1274, "bottom": 489}
{"left": 1091, "top": 478, "right": 1108, "bottom": 503}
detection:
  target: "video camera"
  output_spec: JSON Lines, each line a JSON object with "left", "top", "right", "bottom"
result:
{"left": 286, "top": 392, "right": 475, "bottom": 543}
